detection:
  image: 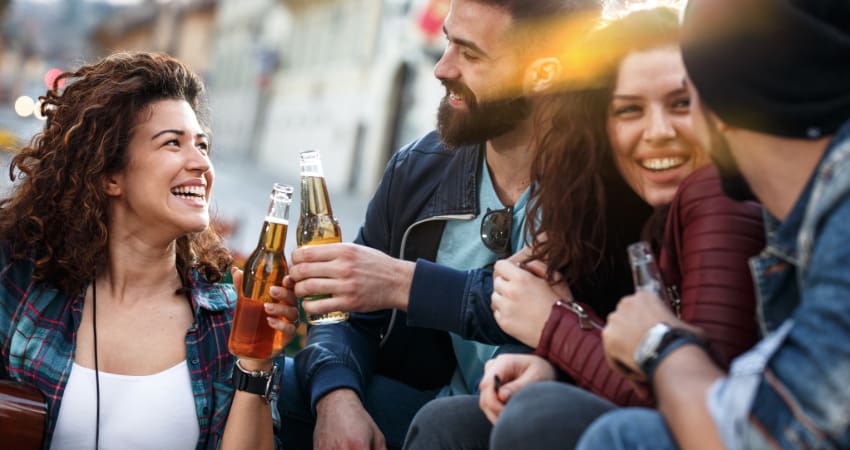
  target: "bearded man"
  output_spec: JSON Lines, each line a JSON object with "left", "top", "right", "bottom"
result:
{"left": 275, "top": 2, "right": 615, "bottom": 449}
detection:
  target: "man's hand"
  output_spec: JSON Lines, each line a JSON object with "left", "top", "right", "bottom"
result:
{"left": 478, "top": 354, "right": 557, "bottom": 424}
{"left": 314, "top": 389, "right": 386, "bottom": 450}
{"left": 287, "top": 243, "right": 415, "bottom": 314}
{"left": 491, "top": 259, "right": 569, "bottom": 347}
{"left": 603, "top": 291, "right": 695, "bottom": 377}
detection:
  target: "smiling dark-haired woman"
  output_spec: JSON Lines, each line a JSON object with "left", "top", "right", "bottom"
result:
{"left": 0, "top": 51, "right": 297, "bottom": 449}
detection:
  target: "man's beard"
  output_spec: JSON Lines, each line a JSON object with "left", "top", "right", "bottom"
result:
{"left": 706, "top": 121, "right": 758, "bottom": 202}
{"left": 436, "top": 80, "right": 531, "bottom": 148}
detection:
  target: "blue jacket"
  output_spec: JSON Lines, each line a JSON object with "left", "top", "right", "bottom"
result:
{"left": 295, "top": 131, "right": 650, "bottom": 411}
{"left": 708, "top": 119, "right": 850, "bottom": 449}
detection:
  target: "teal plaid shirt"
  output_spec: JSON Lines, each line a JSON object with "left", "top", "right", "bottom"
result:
{"left": 0, "top": 241, "right": 280, "bottom": 449}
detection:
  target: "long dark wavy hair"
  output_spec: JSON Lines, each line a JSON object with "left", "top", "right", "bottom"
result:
{"left": 0, "top": 51, "right": 232, "bottom": 295}
{"left": 526, "top": 6, "right": 680, "bottom": 284}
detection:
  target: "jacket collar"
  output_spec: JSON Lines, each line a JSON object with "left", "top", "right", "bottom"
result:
{"left": 766, "top": 118, "right": 850, "bottom": 264}
{"left": 419, "top": 141, "right": 485, "bottom": 220}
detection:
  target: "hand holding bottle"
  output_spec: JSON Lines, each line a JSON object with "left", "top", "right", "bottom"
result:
{"left": 230, "top": 267, "right": 299, "bottom": 352}
{"left": 229, "top": 183, "right": 296, "bottom": 360}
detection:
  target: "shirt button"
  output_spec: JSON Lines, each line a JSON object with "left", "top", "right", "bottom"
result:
{"left": 203, "top": 407, "right": 209, "bottom": 414}
{"left": 191, "top": 358, "right": 200, "bottom": 365}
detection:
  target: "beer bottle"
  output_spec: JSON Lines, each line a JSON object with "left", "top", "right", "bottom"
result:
{"left": 296, "top": 149, "right": 349, "bottom": 325}
{"left": 627, "top": 240, "right": 678, "bottom": 314}
{"left": 229, "top": 183, "right": 293, "bottom": 359}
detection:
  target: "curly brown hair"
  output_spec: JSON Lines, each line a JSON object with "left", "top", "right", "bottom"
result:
{"left": 526, "top": 7, "right": 680, "bottom": 284}
{"left": 0, "top": 51, "right": 232, "bottom": 295}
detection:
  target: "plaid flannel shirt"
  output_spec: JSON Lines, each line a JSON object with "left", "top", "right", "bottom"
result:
{"left": 0, "top": 241, "right": 280, "bottom": 449}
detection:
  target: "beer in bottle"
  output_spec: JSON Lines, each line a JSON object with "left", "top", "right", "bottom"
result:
{"left": 229, "top": 183, "right": 293, "bottom": 359}
{"left": 296, "top": 149, "right": 349, "bottom": 325}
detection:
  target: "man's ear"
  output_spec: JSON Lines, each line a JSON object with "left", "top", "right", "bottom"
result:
{"left": 524, "top": 57, "right": 561, "bottom": 94}
{"left": 704, "top": 108, "right": 730, "bottom": 134}
{"left": 102, "top": 174, "right": 122, "bottom": 197}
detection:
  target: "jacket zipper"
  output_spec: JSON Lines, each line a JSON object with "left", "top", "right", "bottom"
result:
{"left": 555, "top": 300, "right": 605, "bottom": 331}
{"left": 379, "top": 213, "right": 476, "bottom": 347}
{"left": 667, "top": 285, "right": 682, "bottom": 318}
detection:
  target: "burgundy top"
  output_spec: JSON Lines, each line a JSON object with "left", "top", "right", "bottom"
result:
{"left": 534, "top": 165, "right": 765, "bottom": 406}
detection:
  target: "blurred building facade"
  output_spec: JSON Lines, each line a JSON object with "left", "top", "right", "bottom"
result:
{"left": 1, "top": 0, "right": 449, "bottom": 195}
{"left": 209, "top": 0, "right": 447, "bottom": 194}
{"left": 92, "top": 0, "right": 218, "bottom": 80}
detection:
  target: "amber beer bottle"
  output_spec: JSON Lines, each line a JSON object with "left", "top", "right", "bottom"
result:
{"left": 296, "top": 149, "right": 349, "bottom": 325}
{"left": 228, "top": 183, "right": 293, "bottom": 359}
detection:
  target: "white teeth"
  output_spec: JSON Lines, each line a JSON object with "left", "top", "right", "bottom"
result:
{"left": 640, "top": 157, "right": 686, "bottom": 171}
{"left": 171, "top": 185, "right": 206, "bottom": 197}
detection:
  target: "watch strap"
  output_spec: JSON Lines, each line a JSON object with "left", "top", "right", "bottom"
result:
{"left": 640, "top": 328, "right": 708, "bottom": 389}
{"left": 233, "top": 359, "right": 278, "bottom": 403}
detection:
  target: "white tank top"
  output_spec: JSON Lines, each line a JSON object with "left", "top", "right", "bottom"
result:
{"left": 50, "top": 361, "right": 200, "bottom": 450}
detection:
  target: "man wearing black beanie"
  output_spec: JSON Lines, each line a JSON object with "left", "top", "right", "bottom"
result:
{"left": 574, "top": 0, "right": 850, "bottom": 449}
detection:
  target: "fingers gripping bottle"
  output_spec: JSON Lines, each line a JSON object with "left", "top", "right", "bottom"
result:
{"left": 296, "top": 150, "right": 349, "bottom": 325}
{"left": 229, "top": 183, "right": 293, "bottom": 359}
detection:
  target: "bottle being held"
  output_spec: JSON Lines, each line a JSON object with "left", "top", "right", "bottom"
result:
{"left": 627, "top": 240, "right": 680, "bottom": 315}
{"left": 229, "top": 183, "right": 294, "bottom": 359}
{"left": 296, "top": 149, "right": 350, "bottom": 325}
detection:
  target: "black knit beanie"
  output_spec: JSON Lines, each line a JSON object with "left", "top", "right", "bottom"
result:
{"left": 680, "top": 0, "right": 850, "bottom": 139}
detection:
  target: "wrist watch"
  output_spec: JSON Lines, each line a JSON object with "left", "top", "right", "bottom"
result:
{"left": 233, "top": 359, "right": 279, "bottom": 403}
{"left": 633, "top": 322, "right": 708, "bottom": 387}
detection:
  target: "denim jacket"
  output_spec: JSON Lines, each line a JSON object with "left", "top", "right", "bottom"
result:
{"left": 294, "top": 131, "right": 647, "bottom": 412}
{"left": 708, "top": 119, "right": 850, "bottom": 449}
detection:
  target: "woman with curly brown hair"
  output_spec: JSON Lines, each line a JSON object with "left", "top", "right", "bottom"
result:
{"left": 0, "top": 51, "right": 297, "bottom": 449}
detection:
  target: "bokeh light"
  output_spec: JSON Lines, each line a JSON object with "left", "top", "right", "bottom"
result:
{"left": 14, "top": 96, "right": 35, "bottom": 117}
{"left": 33, "top": 100, "right": 47, "bottom": 121}
{"left": 44, "top": 68, "right": 65, "bottom": 90}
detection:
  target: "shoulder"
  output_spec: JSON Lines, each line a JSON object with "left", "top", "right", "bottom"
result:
{"left": 391, "top": 131, "right": 478, "bottom": 172}
{"left": 0, "top": 240, "right": 38, "bottom": 296}
{"left": 188, "top": 271, "right": 237, "bottom": 312}
{"left": 673, "top": 165, "right": 762, "bottom": 219}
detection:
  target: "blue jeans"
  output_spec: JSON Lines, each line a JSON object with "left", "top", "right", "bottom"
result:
{"left": 404, "top": 381, "right": 616, "bottom": 450}
{"left": 576, "top": 408, "right": 679, "bottom": 450}
{"left": 278, "top": 357, "right": 439, "bottom": 450}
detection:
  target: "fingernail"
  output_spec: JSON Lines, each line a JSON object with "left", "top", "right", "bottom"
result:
{"left": 264, "top": 303, "right": 274, "bottom": 313}
{"left": 270, "top": 286, "right": 282, "bottom": 297}
{"left": 267, "top": 317, "right": 279, "bottom": 327}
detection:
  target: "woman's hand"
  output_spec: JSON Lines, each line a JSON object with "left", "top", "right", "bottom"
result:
{"left": 478, "top": 354, "right": 557, "bottom": 424}
{"left": 491, "top": 258, "right": 571, "bottom": 348}
{"left": 231, "top": 267, "right": 300, "bottom": 355}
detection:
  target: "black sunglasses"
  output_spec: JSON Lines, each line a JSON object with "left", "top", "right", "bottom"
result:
{"left": 480, "top": 206, "right": 513, "bottom": 257}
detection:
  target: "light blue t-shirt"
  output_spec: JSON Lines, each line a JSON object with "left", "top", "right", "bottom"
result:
{"left": 436, "top": 155, "right": 529, "bottom": 397}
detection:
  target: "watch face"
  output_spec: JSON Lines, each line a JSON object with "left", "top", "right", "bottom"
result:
{"left": 634, "top": 323, "right": 671, "bottom": 366}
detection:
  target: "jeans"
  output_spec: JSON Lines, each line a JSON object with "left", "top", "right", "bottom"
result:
{"left": 404, "top": 381, "right": 616, "bottom": 450}
{"left": 404, "top": 395, "right": 490, "bottom": 450}
{"left": 278, "top": 357, "right": 439, "bottom": 450}
{"left": 575, "top": 408, "right": 678, "bottom": 450}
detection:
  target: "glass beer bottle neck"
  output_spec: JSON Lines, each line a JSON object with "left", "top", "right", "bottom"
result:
{"left": 300, "top": 175, "right": 334, "bottom": 217}
{"left": 258, "top": 220, "right": 288, "bottom": 251}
